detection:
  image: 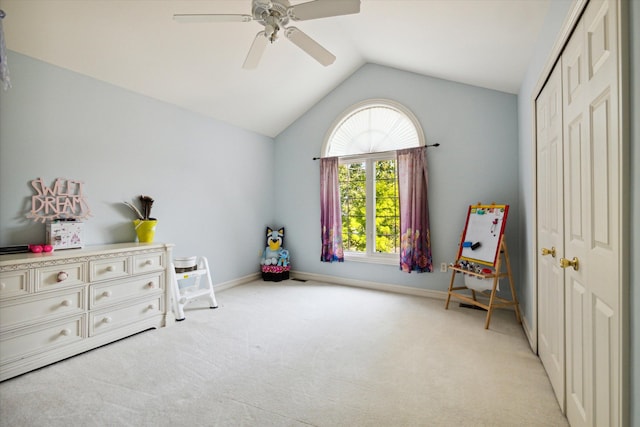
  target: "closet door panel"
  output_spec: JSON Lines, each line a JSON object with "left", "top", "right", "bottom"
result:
{"left": 536, "top": 61, "right": 565, "bottom": 410}
{"left": 562, "top": 1, "right": 620, "bottom": 426}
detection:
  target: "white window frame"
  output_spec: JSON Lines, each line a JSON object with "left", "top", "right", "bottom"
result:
{"left": 323, "top": 99, "right": 425, "bottom": 265}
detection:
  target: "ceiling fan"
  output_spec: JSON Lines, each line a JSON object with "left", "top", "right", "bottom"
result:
{"left": 173, "top": 0, "right": 361, "bottom": 69}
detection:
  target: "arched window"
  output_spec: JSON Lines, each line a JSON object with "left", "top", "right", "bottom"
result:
{"left": 322, "top": 99, "right": 425, "bottom": 263}
{"left": 324, "top": 100, "right": 425, "bottom": 156}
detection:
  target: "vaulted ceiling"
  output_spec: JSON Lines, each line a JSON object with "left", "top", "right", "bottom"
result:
{"left": 1, "top": 0, "right": 550, "bottom": 137}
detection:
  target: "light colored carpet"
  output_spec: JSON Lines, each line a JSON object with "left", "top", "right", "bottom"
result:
{"left": 0, "top": 280, "right": 568, "bottom": 426}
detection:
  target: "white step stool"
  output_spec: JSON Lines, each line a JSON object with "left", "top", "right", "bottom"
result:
{"left": 170, "top": 256, "right": 218, "bottom": 321}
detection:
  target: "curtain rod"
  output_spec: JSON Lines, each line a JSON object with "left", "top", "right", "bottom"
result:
{"left": 312, "top": 143, "right": 440, "bottom": 161}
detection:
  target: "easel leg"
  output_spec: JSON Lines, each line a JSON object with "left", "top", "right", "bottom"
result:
{"left": 484, "top": 276, "right": 499, "bottom": 329}
{"left": 484, "top": 240, "right": 506, "bottom": 329}
{"left": 502, "top": 242, "right": 521, "bottom": 323}
{"left": 508, "top": 278, "right": 522, "bottom": 323}
{"left": 444, "top": 269, "right": 456, "bottom": 309}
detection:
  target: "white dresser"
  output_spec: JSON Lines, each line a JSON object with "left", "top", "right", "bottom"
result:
{"left": 0, "top": 242, "right": 175, "bottom": 381}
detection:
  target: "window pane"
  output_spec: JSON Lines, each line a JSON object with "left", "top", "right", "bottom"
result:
{"left": 339, "top": 163, "right": 366, "bottom": 252}
{"left": 375, "top": 160, "right": 399, "bottom": 253}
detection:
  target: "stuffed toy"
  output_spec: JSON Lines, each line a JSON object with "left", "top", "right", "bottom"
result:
{"left": 261, "top": 227, "right": 290, "bottom": 281}
{"left": 261, "top": 227, "right": 284, "bottom": 266}
{"left": 277, "top": 249, "right": 289, "bottom": 267}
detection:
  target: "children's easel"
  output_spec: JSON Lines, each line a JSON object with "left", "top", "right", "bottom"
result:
{"left": 444, "top": 203, "right": 521, "bottom": 329}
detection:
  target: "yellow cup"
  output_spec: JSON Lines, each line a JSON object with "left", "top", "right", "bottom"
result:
{"left": 134, "top": 219, "right": 157, "bottom": 243}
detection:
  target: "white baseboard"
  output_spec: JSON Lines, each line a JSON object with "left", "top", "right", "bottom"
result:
{"left": 214, "top": 272, "right": 261, "bottom": 292}
{"left": 290, "top": 270, "right": 450, "bottom": 300}
{"left": 520, "top": 306, "right": 537, "bottom": 353}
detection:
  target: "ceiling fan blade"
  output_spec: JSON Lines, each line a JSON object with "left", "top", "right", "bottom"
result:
{"left": 288, "top": 0, "right": 360, "bottom": 21}
{"left": 173, "top": 14, "right": 253, "bottom": 23}
{"left": 285, "top": 27, "right": 336, "bottom": 66}
{"left": 243, "top": 32, "right": 268, "bottom": 69}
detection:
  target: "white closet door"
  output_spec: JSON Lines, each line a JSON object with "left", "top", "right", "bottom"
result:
{"left": 536, "top": 61, "right": 565, "bottom": 410}
{"left": 562, "top": 0, "right": 620, "bottom": 425}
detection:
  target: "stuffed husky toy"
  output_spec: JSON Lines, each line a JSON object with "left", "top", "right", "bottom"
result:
{"left": 261, "top": 227, "right": 290, "bottom": 281}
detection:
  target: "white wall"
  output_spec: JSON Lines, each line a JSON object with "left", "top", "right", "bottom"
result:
{"left": 0, "top": 52, "right": 275, "bottom": 284}
{"left": 274, "top": 63, "right": 519, "bottom": 293}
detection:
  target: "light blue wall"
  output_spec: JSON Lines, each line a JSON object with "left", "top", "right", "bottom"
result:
{"left": 274, "top": 63, "right": 519, "bottom": 292}
{"left": 0, "top": 52, "right": 275, "bottom": 284}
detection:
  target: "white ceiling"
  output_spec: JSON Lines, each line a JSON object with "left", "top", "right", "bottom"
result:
{"left": 1, "top": 0, "right": 550, "bottom": 137}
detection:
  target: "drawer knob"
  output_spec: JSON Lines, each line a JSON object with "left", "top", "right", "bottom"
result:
{"left": 61, "top": 299, "right": 72, "bottom": 306}
{"left": 103, "top": 317, "right": 112, "bottom": 324}
{"left": 102, "top": 291, "right": 112, "bottom": 298}
{"left": 144, "top": 260, "right": 153, "bottom": 266}
{"left": 106, "top": 266, "right": 114, "bottom": 272}
{"left": 1, "top": 282, "right": 5, "bottom": 290}
{"left": 57, "top": 272, "right": 69, "bottom": 282}
{"left": 147, "top": 282, "right": 155, "bottom": 289}
{"left": 147, "top": 304, "right": 155, "bottom": 310}
{"left": 60, "top": 328, "right": 71, "bottom": 336}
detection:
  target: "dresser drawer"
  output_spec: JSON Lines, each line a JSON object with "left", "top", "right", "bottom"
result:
{"left": 0, "top": 269, "right": 31, "bottom": 299}
{"left": 0, "top": 288, "right": 85, "bottom": 330}
{"left": 90, "top": 296, "right": 163, "bottom": 336}
{"left": 0, "top": 315, "right": 86, "bottom": 364}
{"left": 89, "top": 256, "right": 130, "bottom": 282}
{"left": 132, "top": 252, "right": 164, "bottom": 274}
{"left": 89, "top": 273, "right": 163, "bottom": 309}
{"left": 35, "top": 262, "right": 87, "bottom": 291}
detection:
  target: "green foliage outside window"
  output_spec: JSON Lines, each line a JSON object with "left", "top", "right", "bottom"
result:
{"left": 339, "top": 162, "right": 366, "bottom": 252}
{"left": 339, "top": 159, "right": 399, "bottom": 254}
{"left": 375, "top": 160, "right": 399, "bottom": 253}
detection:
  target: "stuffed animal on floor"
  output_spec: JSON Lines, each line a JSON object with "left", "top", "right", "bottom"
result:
{"left": 261, "top": 227, "right": 285, "bottom": 266}
{"left": 261, "top": 227, "right": 290, "bottom": 281}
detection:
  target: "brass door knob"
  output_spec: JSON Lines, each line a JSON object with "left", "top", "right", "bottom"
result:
{"left": 560, "top": 257, "right": 579, "bottom": 271}
{"left": 541, "top": 247, "right": 556, "bottom": 258}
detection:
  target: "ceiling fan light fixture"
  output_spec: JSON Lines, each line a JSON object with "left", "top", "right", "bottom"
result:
{"left": 263, "top": 14, "right": 282, "bottom": 42}
{"left": 264, "top": 24, "right": 279, "bottom": 42}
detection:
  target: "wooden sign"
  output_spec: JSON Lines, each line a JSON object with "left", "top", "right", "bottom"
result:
{"left": 27, "top": 177, "right": 91, "bottom": 223}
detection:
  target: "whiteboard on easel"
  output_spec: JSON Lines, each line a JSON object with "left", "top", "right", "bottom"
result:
{"left": 457, "top": 204, "right": 509, "bottom": 266}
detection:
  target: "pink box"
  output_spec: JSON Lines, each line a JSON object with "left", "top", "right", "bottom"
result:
{"left": 46, "top": 221, "right": 84, "bottom": 249}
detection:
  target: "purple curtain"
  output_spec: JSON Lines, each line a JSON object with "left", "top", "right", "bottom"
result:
{"left": 319, "top": 157, "right": 344, "bottom": 262}
{"left": 398, "top": 147, "right": 433, "bottom": 273}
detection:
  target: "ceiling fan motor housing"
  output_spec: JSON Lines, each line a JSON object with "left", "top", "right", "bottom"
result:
{"left": 253, "top": 0, "right": 290, "bottom": 25}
